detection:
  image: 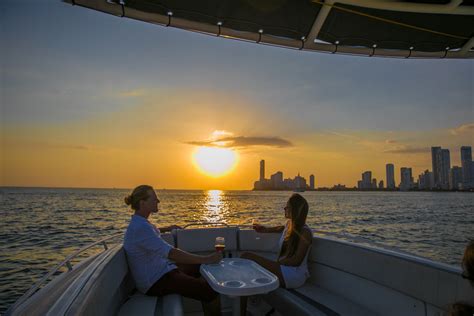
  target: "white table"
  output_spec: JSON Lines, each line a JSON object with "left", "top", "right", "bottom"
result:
{"left": 200, "top": 258, "right": 279, "bottom": 316}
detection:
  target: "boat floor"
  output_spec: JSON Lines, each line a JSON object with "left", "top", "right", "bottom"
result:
{"left": 181, "top": 294, "right": 283, "bottom": 316}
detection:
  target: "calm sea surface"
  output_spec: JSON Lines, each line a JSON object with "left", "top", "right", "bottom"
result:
{"left": 1, "top": 187, "right": 473, "bottom": 313}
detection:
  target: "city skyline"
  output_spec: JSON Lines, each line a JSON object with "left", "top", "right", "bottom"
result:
{"left": 255, "top": 145, "right": 473, "bottom": 191}
{"left": 1, "top": 0, "right": 473, "bottom": 190}
{"left": 357, "top": 145, "right": 473, "bottom": 191}
{"left": 254, "top": 160, "right": 314, "bottom": 191}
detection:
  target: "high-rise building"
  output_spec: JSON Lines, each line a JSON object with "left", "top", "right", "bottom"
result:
{"left": 431, "top": 147, "right": 442, "bottom": 189}
{"left": 309, "top": 174, "right": 315, "bottom": 190}
{"left": 449, "top": 166, "right": 463, "bottom": 190}
{"left": 461, "top": 146, "right": 472, "bottom": 189}
{"left": 259, "top": 160, "right": 265, "bottom": 181}
{"left": 270, "top": 171, "right": 283, "bottom": 189}
{"left": 372, "top": 178, "right": 377, "bottom": 189}
{"left": 386, "top": 163, "right": 395, "bottom": 189}
{"left": 432, "top": 147, "right": 451, "bottom": 189}
{"left": 361, "top": 171, "right": 372, "bottom": 189}
{"left": 472, "top": 161, "right": 474, "bottom": 188}
{"left": 400, "top": 167, "right": 413, "bottom": 191}
{"left": 418, "top": 169, "right": 433, "bottom": 190}
{"left": 440, "top": 149, "right": 451, "bottom": 190}
{"left": 294, "top": 173, "right": 307, "bottom": 190}
{"left": 378, "top": 180, "right": 384, "bottom": 189}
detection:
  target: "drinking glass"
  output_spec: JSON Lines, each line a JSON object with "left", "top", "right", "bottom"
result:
{"left": 252, "top": 219, "right": 261, "bottom": 240}
{"left": 252, "top": 218, "right": 259, "bottom": 228}
{"left": 215, "top": 237, "right": 225, "bottom": 252}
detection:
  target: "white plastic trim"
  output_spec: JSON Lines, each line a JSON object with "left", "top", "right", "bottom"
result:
{"left": 331, "top": 0, "right": 474, "bottom": 15}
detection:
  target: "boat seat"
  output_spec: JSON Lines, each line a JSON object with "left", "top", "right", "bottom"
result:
{"left": 118, "top": 292, "right": 183, "bottom": 316}
{"left": 176, "top": 227, "right": 238, "bottom": 253}
{"left": 263, "top": 284, "right": 376, "bottom": 316}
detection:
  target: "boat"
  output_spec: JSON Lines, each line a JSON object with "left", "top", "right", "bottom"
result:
{"left": 6, "top": 225, "right": 474, "bottom": 315}
{"left": 6, "top": 1, "right": 474, "bottom": 315}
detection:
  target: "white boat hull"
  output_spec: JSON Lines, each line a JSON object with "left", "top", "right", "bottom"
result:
{"left": 7, "top": 227, "right": 473, "bottom": 315}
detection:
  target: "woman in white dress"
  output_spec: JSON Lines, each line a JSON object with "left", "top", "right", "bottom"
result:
{"left": 240, "top": 193, "right": 312, "bottom": 314}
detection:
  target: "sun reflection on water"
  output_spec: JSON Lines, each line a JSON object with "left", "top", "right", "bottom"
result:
{"left": 203, "top": 190, "right": 227, "bottom": 224}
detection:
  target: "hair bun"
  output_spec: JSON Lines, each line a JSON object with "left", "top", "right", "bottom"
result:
{"left": 124, "top": 195, "right": 132, "bottom": 205}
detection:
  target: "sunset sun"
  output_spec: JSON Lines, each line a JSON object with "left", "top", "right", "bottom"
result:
{"left": 192, "top": 147, "right": 238, "bottom": 177}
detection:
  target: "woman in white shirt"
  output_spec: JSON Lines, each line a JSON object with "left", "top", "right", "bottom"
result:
{"left": 123, "top": 185, "right": 222, "bottom": 316}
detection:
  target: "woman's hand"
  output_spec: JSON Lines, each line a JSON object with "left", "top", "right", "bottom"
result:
{"left": 160, "top": 225, "right": 182, "bottom": 233}
{"left": 253, "top": 223, "right": 267, "bottom": 233}
{"left": 204, "top": 251, "right": 223, "bottom": 264}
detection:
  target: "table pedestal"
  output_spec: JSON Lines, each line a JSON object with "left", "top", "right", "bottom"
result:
{"left": 231, "top": 296, "right": 241, "bottom": 316}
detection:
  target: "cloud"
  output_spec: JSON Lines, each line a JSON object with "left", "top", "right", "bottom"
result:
{"left": 185, "top": 136, "right": 293, "bottom": 148}
{"left": 118, "top": 89, "right": 146, "bottom": 97}
{"left": 53, "top": 144, "right": 92, "bottom": 150}
{"left": 450, "top": 123, "right": 474, "bottom": 135}
{"left": 326, "top": 131, "right": 360, "bottom": 140}
{"left": 4, "top": 140, "right": 96, "bottom": 151}
{"left": 384, "top": 146, "right": 430, "bottom": 154}
{"left": 385, "top": 139, "right": 397, "bottom": 144}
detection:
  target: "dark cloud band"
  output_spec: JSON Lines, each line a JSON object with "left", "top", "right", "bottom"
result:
{"left": 185, "top": 136, "right": 293, "bottom": 148}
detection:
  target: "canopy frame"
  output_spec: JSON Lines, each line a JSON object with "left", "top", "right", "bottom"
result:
{"left": 64, "top": 0, "right": 474, "bottom": 59}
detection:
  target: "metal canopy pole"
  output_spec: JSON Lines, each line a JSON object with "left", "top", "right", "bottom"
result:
{"left": 330, "top": 0, "right": 474, "bottom": 15}
{"left": 307, "top": 0, "right": 334, "bottom": 44}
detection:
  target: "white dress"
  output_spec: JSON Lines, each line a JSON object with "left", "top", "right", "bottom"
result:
{"left": 278, "top": 223, "right": 312, "bottom": 288}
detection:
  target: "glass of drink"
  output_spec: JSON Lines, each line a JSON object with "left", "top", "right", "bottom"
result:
{"left": 252, "top": 219, "right": 261, "bottom": 239}
{"left": 215, "top": 237, "right": 225, "bottom": 252}
{"left": 252, "top": 218, "right": 259, "bottom": 228}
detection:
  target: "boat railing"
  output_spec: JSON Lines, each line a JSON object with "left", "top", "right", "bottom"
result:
{"left": 180, "top": 222, "right": 392, "bottom": 250}
{"left": 7, "top": 233, "right": 123, "bottom": 314}
{"left": 182, "top": 222, "right": 230, "bottom": 229}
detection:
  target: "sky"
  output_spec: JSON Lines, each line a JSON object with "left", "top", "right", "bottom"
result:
{"left": 1, "top": 0, "right": 473, "bottom": 189}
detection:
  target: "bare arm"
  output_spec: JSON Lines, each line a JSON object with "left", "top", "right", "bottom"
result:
{"left": 168, "top": 248, "right": 222, "bottom": 264}
{"left": 254, "top": 224, "right": 285, "bottom": 233}
{"left": 278, "top": 229, "right": 312, "bottom": 266}
{"left": 159, "top": 225, "right": 182, "bottom": 233}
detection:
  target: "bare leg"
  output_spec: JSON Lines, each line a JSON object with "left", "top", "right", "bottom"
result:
{"left": 202, "top": 295, "right": 221, "bottom": 316}
{"left": 240, "top": 252, "right": 286, "bottom": 316}
{"left": 240, "top": 252, "right": 286, "bottom": 287}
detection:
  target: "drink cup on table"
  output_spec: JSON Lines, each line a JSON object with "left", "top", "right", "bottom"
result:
{"left": 215, "top": 236, "right": 225, "bottom": 252}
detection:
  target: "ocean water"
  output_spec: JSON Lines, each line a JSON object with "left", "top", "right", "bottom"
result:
{"left": 0, "top": 187, "right": 473, "bottom": 313}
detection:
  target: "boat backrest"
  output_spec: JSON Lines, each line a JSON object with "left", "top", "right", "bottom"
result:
{"left": 308, "top": 236, "right": 474, "bottom": 315}
{"left": 66, "top": 245, "right": 134, "bottom": 316}
{"left": 176, "top": 227, "right": 239, "bottom": 252}
{"left": 238, "top": 229, "right": 281, "bottom": 252}
{"left": 162, "top": 232, "right": 175, "bottom": 247}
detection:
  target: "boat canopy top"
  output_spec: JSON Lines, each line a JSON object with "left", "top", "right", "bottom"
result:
{"left": 65, "top": 0, "right": 474, "bottom": 59}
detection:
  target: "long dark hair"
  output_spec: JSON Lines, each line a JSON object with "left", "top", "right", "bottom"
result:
{"left": 124, "top": 185, "right": 153, "bottom": 211}
{"left": 463, "top": 240, "right": 474, "bottom": 285}
{"left": 283, "top": 193, "right": 309, "bottom": 258}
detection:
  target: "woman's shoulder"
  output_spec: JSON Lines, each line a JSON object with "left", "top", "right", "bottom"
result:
{"left": 302, "top": 224, "right": 312, "bottom": 233}
{"left": 301, "top": 226, "right": 313, "bottom": 243}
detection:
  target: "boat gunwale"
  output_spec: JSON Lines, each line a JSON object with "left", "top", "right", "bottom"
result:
{"left": 5, "top": 233, "right": 123, "bottom": 315}
{"left": 7, "top": 224, "right": 464, "bottom": 314}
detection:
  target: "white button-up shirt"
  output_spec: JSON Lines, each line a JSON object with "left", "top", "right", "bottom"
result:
{"left": 123, "top": 214, "right": 177, "bottom": 293}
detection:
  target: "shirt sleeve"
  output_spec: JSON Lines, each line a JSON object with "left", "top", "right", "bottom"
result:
{"left": 136, "top": 224, "right": 174, "bottom": 258}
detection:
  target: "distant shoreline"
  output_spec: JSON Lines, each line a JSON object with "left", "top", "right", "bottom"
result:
{"left": 253, "top": 188, "right": 474, "bottom": 193}
{"left": 1, "top": 186, "right": 472, "bottom": 193}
